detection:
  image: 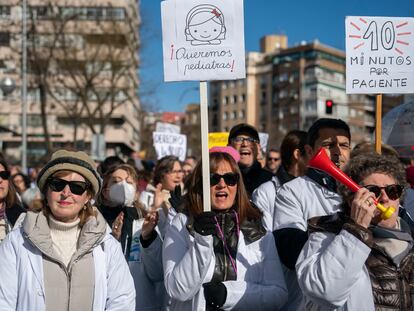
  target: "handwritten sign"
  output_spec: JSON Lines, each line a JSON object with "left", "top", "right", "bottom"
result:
{"left": 153, "top": 132, "right": 187, "bottom": 161}
{"left": 208, "top": 132, "right": 229, "bottom": 148}
{"left": 155, "top": 122, "right": 181, "bottom": 134}
{"left": 161, "top": 0, "right": 246, "bottom": 82}
{"left": 346, "top": 16, "right": 414, "bottom": 94}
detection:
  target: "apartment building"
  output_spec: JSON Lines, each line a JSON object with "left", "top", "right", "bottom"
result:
{"left": 0, "top": 0, "right": 141, "bottom": 164}
{"left": 209, "top": 35, "right": 402, "bottom": 148}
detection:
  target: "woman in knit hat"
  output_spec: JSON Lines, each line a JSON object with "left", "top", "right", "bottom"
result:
{"left": 0, "top": 150, "right": 135, "bottom": 311}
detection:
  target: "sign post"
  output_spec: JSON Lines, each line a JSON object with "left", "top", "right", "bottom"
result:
{"left": 199, "top": 81, "right": 211, "bottom": 211}
{"left": 161, "top": 0, "right": 246, "bottom": 211}
{"left": 346, "top": 16, "right": 414, "bottom": 154}
{"left": 375, "top": 94, "right": 383, "bottom": 154}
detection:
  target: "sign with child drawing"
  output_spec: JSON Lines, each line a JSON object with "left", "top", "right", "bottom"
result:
{"left": 161, "top": 0, "right": 246, "bottom": 81}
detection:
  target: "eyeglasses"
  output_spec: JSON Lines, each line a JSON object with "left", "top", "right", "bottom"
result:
{"left": 231, "top": 137, "right": 258, "bottom": 145}
{"left": 48, "top": 178, "right": 89, "bottom": 195}
{"left": 0, "top": 171, "right": 10, "bottom": 180}
{"left": 364, "top": 184, "right": 404, "bottom": 201}
{"left": 267, "top": 157, "right": 280, "bottom": 162}
{"left": 210, "top": 173, "right": 239, "bottom": 186}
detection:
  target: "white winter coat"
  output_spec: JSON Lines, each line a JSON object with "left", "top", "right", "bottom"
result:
{"left": 163, "top": 213, "right": 288, "bottom": 311}
{"left": 252, "top": 176, "right": 281, "bottom": 231}
{"left": 296, "top": 229, "right": 374, "bottom": 310}
{"left": 129, "top": 218, "right": 168, "bottom": 311}
{"left": 0, "top": 220, "right": 135, "bottom": 311}
{"left": 273, "top": 176, "right": 343, "bottom": 311}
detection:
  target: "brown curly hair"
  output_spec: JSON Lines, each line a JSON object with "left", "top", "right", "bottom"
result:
{"left": 338, "top": 152, "right": 408, "bottom": 209}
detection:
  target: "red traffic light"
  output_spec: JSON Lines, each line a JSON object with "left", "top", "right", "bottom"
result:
{"left": 325, "top": 100, "right": 333, "bottom": 114}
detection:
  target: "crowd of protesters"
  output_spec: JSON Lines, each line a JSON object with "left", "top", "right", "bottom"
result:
{"left": 0, "top": 118, "right": 413, "bottom": 310}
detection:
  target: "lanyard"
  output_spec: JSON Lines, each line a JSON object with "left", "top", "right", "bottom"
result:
{"left": 214, "top": 210, "right": 240, "bottom": 275}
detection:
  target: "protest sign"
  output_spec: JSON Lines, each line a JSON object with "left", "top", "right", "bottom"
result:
{"left": 161, "top": 0, "right": 245, "bottom": 81}
{"left": 153, "top": 132, "right": 187, "bottom": 161}
{"left": 156, "top": 122, "right": 181, "bottom": 134}
{"left": 346, "top": 16, "right": 414, "bottom": 94}
{"left": 259, "top": 132, "right": 269, "bottom": 153}
{"left": 208, "top": 132, "right": 229, "bottom": 148}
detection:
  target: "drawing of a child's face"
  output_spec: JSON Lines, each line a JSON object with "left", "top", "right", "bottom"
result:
{"left": 188, "top": 18, "right": 223, "bottom": 42}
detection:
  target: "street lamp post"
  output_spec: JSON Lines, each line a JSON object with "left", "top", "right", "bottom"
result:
{"left": 21, "top": 0, "right": 28, "bottom": 173}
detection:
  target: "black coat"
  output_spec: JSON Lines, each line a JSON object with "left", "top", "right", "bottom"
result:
{"left": 239, "top": 161, "right": 274, "bottom": 197}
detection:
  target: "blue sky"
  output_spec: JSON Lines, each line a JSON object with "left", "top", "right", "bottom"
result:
{"left": 140, "top": 0, "right": 414, "bottom": 112}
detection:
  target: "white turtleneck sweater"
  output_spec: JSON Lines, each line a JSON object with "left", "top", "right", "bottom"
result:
{"left": 48, "top": 215, "right": 81, "bottom": 266}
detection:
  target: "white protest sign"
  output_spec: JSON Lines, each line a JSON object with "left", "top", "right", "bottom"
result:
{"left": 346, "top": 16, "right": 414, "bottom": 94}
{"left": 161, "top": 0, "right": 246, "bottom": 81}
{"left": 156, "top": 122, "right": 181, "bottom": 134}
{"left": 259, "top": 132, "right": 269, "bottom": 153}
{"left": 153, "top": 132, "right": 187, "bottom": 161}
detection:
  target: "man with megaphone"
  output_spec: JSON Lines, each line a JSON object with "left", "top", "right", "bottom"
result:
{"left": 272, "top": 118, "right": 351, "bottom": 310}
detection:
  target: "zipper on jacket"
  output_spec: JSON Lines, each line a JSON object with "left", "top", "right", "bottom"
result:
{"left": 399, "top": 268, "right": 406, "bottom": 310}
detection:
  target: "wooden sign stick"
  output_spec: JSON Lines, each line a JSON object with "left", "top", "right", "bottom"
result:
{"left": 199, "top": 81, "right": 211, "bottom": 211}
{"left": 375, "top": 94, "right": 383, "bottom": 154}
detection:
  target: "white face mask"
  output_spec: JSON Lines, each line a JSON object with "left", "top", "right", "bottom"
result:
{"left": 108, "top": 180, "right": 136, "bottom": 207}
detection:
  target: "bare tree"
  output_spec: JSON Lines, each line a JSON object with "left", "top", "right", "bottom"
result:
{"left": 14, "top": 2, "right": 140, "bottom": 154}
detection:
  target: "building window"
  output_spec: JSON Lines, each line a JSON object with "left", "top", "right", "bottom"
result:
{"left": 223, "top": 96, "right": 228, "bottom": 105}
{"left": 107, "top": 8, "right": 126, "bottom": 21}
{"left": 0, "top": 6, "right": 11, "bottom": 19}
{"left": 0, "top": 32, "right": 10, "bottom": 46}
{"left": 86, "top": 7, "right": 101, "bottom": 20}
{"left": 239, "top": 110, "right": 245, "bottom": 119}
{"left": 27, "top": 114, "right": 43, "bottom": 128}
{"left": 30, "top": 6, "right": 52, "bottom": 20}
{"left": 223, "top": 112, "right": 228, "bottom": 121}
{"left": 230, "top": 111, "right": 236, "bottom": 120}
{"left": 233, "top": 95, "right": 237, "bottom": 104}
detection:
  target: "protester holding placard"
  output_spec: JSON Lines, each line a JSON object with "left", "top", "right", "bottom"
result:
{"left": 163, "top": 148, "right": 287, "bottom": 310}
{"left": 227, "top": 123, "right": 273, "bottom": 196}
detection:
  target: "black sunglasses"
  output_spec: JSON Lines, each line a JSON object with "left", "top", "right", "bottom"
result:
{"left": 0, "top": 171, "right": 10, "bottom": 180}
{"left": 364, "top": 184, "right": 404, "bottom": 201}
{"left": 210, "top": 173, "right": 239, "bottom": 186}
{"left": 48, "top": 178, "right": 89, "bottom": 195}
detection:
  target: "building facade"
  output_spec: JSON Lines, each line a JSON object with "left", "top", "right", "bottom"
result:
{"left": 0, "top": 0, "right": 141, "bottom": 165}
{"left": 209, "top": 35, "right": 402, "bottom": 148}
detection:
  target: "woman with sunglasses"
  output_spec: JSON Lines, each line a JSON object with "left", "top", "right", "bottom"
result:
{"left": 0, "top": 150, "right": 135, "bottom": 311}
{"left": 296, "top": 153, "right": 411, "bottom": 310}
{"left": 0, "top": 158, "right": 25, "bottom": 242}
{"left": 163, "top": 148, "right": 287, "bottom": 310}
